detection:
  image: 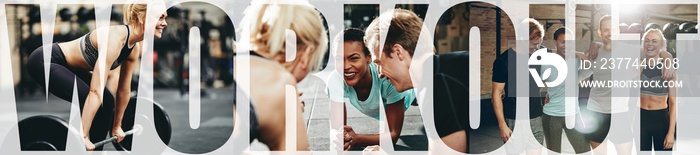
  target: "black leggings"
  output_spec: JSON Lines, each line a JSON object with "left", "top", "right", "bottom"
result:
{"left": 542, "top": 114, "right": 591, "bottom": 153}
{"left": 640, "top": 108, "right": 672, "bottom": 151}
{"left": 26, "top": 43, "right": 116, "bottom": 150}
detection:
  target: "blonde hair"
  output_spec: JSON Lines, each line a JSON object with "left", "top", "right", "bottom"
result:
{"left": 642, "top": 29, "right": 667, "bottom": 51}
{"left": 242, "top": 2, "right": 328, "bottom": 71}
{"left": 365, "top": 9, "right": 434, "bottom": 58}
{"left": 364, "top": 17, "right": 380, "bottom": 54}
{"left": 122, "top": 0, "right": 148, "bottom": 26}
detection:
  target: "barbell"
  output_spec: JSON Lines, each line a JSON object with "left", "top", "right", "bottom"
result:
{"left": 112, "top": 97, "right": 172, "bottom": 152}
{"left": 92, "top": 125, "right": 143, "bottom": 148}
{"left": 18, "top": 97, "right": 171, "bottom": 151}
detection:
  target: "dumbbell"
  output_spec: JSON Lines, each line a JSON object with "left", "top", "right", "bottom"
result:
{"left": 18, "top": 97, "right": 171, "bottom": 151}
{"left": 663, "top": 23, "right": 680, "bottom": 40}
{"left": 679, "top": 22, "right": 696, "bottom": 33}
{"left": 628, "top": 23, "right": 643, "bottom": 33}
{"left": 619, "top": 23, "right": 629, "bottom": 33}
{"left": 645, "top": 23, "right": 661, "bottom": 32}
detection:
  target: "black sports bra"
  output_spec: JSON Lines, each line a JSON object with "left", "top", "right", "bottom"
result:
{"left": 80, "top": 25, "right": 134, "bottom": 70}
{"left": 640, "top": 63, "right": 669, "bottom": 96}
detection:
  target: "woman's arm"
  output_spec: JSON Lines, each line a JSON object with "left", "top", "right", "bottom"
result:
{"left": 660, "top": 50, "right": 675, "bottom": 80}
{"left": 665, "top": 76, "right": 677, "bottom": 149}
{"left": 349, "top": 99, "right": 405, "bottom": 148}
{"left": 81, "top": 27, "right": 125, "bottom": 150}
{"left": 112, "top": 43, "right": 140, "bottom": 141}
{"left": 343, "top": 104, "right": 350, "bottom": 150}
{"left": 81, "top": 50, "right": 110, "bottom": 146}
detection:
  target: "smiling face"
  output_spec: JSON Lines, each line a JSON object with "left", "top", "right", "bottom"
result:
{"left": 124, "top": 2, "right": 168, "bottom": 39}
{"left": 643, "top": 30, "right": 665, "bottom": 58}
{"left": 366, "top": 9, "right": 423, "bottom": 92}
{"left": 555, "top": 33, "right": 566, "bottom": 57}
{"left": 372, "top": 44, "right": 413, "bottom": 92}
{"left": 343, "top": 41, "right": 371, "bottom": 86}
{"left": 153, "top": 12, "right": 168, "bottom": 38}
{"left": 599, "top": 18, "right": 612, "bottom": 45}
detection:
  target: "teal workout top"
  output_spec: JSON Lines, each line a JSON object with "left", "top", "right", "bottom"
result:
{"left": 344, "top": 63, "right": 415, "bottom": 119}
{"left": 542, "top": 60, "right": 588, "bottom": 116}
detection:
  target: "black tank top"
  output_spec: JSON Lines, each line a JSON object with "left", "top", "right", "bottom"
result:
{"left": 80, "top": 25, "right": 134, "bottom": 70}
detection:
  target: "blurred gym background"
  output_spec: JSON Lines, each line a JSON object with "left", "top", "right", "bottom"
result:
{"left": 4, "top": 2, "right": 697, "bottom": 153}
{"left": 431, "top": 2, "right": 698, "bottom": 153}
{"left": 5, "top": 3, "right": 241, "bottom": 153}
{"left": 5, "top": 2, "right": 237, "bottom": 98}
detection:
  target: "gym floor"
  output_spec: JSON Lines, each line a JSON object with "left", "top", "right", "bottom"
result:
{"left": 249, "top": 74, "right": 429, "bottom": 151}
{"left": 13, "top": 74, "right": 430, "bottom": 153}
{"left": 14, "top": 73, "right": 583, "bottom": 153}
{"left": 15, "top": 87, "right": 235, "bottom": 153}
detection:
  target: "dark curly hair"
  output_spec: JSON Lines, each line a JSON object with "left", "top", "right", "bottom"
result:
{"left": 344, "top": 28, "right": 371, "bottom": 57}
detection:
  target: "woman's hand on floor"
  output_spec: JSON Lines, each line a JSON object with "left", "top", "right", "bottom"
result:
{"left": 343, "top": 125, "right": 357, "bottom": 151}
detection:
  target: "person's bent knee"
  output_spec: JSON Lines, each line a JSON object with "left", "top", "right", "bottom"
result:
{"left": 440, "top": 130, "right": 467, "bottom": 153}
{"left": 26, "top": 48, "right": 45, "bottom": 83}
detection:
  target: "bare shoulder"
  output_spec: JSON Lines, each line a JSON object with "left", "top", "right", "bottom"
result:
{"left": 234, "top": 57, "right": 296, "bottom": 103}
{"left": 90, "top": 25, "right": 129, "bottom": 46}
{"left": 250, "top": 57, "right": 296, "bottom": 87}
{"left": 92, "top": 25, "right": 128, "bottom": 38}
{"left": 235, "top": 57, "right": 295, "bottom": 82}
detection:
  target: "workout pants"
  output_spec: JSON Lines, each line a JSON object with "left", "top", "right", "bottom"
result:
{"left": 26, "top": 43, "right": 116, "bottom": 150}
{"left": 640, "top": 108, "right": 672, "bottom": 151}
{"left": 584, "top": 110, "right": 634, "bottom": 144}
{"left": 504, "top": 117, "right": 544, "bottom": 154}
{"left": 433, "top": 74, "right": 469, "bottom": 142}
{"left": 542, "top": 114, "right": 590, "bottom": 153}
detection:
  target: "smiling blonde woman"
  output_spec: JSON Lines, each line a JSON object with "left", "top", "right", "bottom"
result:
{"left": 26, "top": 0, "right": 169, "bottom": 150}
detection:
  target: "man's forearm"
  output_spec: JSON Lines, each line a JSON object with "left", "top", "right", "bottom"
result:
{"left": 491, "top": 96, "right": 507, "bottom": 127}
